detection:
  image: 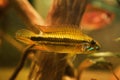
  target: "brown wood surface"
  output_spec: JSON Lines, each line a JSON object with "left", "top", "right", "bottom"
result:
{"left": 31, "top": 0, "right": 88, "bottom": 80}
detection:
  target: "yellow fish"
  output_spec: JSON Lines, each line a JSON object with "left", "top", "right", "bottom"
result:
{"left": 16, "top": 25, "right": 100, "bottom": 54}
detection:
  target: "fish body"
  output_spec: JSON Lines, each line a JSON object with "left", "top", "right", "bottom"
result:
{"left": 16, "top": 25, "right": 100, "bottom": 54}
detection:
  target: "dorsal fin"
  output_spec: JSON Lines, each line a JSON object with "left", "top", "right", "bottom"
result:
{"left": 36, "top": 24, "right": 81, "bottom": 33}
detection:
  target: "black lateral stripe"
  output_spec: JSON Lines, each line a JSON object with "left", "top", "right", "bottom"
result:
{"left": 37, "top": 40, "right": 88, "bottom": 47}
{"left": 30, "top": 36, "right": 89, "bottom": 43}
{"left": 37, "top": 41, "right": 74, "bottom": 46}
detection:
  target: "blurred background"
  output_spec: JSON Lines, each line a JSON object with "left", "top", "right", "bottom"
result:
{"left": 0, "top": 0, "right": 120, "bottom": 80}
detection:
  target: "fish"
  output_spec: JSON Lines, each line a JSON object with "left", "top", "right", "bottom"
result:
{"left": 16, "top": 25, "right": 100, "bottom": 54}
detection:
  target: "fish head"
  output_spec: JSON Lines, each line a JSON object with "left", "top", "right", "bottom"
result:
{"left": 83, "top": 40, "right": 101, "bottom": 54}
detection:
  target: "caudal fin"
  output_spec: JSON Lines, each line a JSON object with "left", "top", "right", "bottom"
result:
{"left": 16, "top": 29, "right": 38, "bottom": 44}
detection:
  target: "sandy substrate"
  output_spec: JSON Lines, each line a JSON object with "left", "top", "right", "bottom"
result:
{"left": 0, "top": 67, "right": 120, "bottom": 80}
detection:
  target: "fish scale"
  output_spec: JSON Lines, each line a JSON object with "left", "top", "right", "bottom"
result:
{"left": 42, "top": 31, "right": 92, "bottom": 41}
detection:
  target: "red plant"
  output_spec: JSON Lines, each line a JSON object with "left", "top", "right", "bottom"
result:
{"left": 81, "top": 4, "right": 114, "bottom": 31}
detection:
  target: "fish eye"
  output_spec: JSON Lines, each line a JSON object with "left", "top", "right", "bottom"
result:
{"left": 91, "top": 40, "right": 96, "bottom": 45}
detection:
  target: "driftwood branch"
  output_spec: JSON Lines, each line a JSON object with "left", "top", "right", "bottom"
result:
{"left": 30, "top": 0, "right": 89, "bottom": 80}
{"left": 10, "top": 0, "right": 45, "bottom": 33}
{"left": 77, "top": 59, "right": 94, "bottom": 80}
{"left": 10, "top": 44, "right": 35, "bottom": 80}
{"left": 46, "top": 0, "right": 88, "bottom": 26}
